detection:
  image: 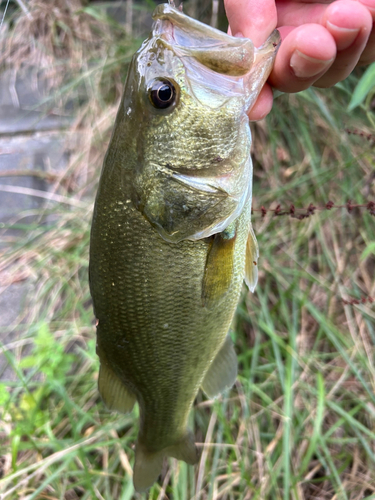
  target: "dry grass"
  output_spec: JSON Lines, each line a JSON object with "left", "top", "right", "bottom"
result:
{"left": 0, "top": 1, "right": 375, "bottom": 499}
{"left": 0, "top": 0, "right": 114, "bottom": 88}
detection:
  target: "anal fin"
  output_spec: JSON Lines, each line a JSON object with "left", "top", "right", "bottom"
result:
{"left": 201, "top": 334, "right": 237, "bottom": 398}
{"left": 202, "top": 223, "right": 236, "bottom": 308}
{"left": 244, "top": 224, "right": 259, "bottom": 293}
{"left": 98, "top": 362, "right": 136, "bottom": 414}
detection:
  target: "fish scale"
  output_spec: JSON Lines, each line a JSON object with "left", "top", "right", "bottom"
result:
{"left": 91, "top": 182, "right": 248, "bottom": 444}
{"left": 144, "top": 99, "right": 241, "bottom": 169}
{"left": 89, "top": 2, "right": 280, "bottom": 492}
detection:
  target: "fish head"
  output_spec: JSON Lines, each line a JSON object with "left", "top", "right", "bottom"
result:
{"left": 117, "top": 4, "right": 280, "bottom": 243}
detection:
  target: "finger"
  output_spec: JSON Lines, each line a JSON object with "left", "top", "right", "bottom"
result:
{"left": 275, "top": 0, "right": 373, "bottom": 86}
{"left": 315, "top": 0, "right": 372, "bottom": 85}
{"left": 224, "top": 0, "right": 277, "bottom": 46}
{"left": 247, "top": 84, "right": 274, "bottom": 121}
{"left": 358, "top": 29, "right": 375, "bottom": 64}
{"left": 277, "top": 0, "right": 371, "bottom": 50}
{"left": 276, "top": 1, "right": 327, "bottom": 26}
{"left": 357, "top": 0, "right": 375, "bottom": 64}
{"left": 268, "top": 24, "right": 336, "bottom": 93}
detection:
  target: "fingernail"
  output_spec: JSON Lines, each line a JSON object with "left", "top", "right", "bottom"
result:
{"left": 326, "top": 22, "right": 360, "bottom": 51}
{"left": 290, "top": 50, "right": 334, "bottom": 79}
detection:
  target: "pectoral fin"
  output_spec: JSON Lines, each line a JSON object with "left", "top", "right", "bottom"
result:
{"left": 244, "top": 224, "right": 259, "bottom": 293}
{"left": 98, "top": 362, "right": 136, "bottom": 414}
{"left": 202, "top": 224, "right": 236, "bottom": 308}
{"left": 201, "top": 334, "right": 237, "bottom": 398}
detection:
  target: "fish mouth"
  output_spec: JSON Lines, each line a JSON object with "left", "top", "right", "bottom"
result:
{"left": 151, "top": 3, "right": 255, "bottom": 77}
{"left": 150, "top": 3, "right": 281, "bottom": 112}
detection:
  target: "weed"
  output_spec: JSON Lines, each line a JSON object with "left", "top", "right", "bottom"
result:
{"left": 0, "top": 1, "right": 374, "bottom": 499}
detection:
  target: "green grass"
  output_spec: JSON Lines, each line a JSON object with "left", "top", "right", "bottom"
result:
{"left": 1, "top": 1, "right": 375, "bottom": 499}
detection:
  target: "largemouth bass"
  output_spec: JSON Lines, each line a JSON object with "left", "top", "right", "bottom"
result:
{"left": 89, "top": 2, "right": 280, "bottom": 492}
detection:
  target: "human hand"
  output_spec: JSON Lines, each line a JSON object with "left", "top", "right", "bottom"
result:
{"left": 224, "top": 0, "right": 375, "bottom": 120}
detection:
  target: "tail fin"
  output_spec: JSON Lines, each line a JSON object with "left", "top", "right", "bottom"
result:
{"left": 166, "top": 430, "right": 199, "bottom": 465}
{"left": 133, "top": 432, "right": 199, "bottom": 492}
{"left": 133, "top": 444, "right": 164, "bottom": 493}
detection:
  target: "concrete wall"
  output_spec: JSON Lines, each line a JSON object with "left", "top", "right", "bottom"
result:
{"left": 0, "top": 67, "right": 72, "bottom": 380}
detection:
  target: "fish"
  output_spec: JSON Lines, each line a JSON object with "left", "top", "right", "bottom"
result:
{"left": 89, "top": 2, "right": 280, "bottom": 492}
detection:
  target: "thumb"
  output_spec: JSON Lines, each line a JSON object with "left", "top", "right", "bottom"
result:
{"left": 224, "top": 0, "right": 277, "bottom": 47}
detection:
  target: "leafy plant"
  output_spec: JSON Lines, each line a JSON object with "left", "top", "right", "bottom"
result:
{"left": 348, "top": 62, "right": 375, "bottom": 111}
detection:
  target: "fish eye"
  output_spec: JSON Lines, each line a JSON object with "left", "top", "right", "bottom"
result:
{"left": 149, "top": 79, "right": 178, "bottom": 109}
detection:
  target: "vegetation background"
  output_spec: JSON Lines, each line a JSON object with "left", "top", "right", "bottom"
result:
{"left": 0, "top": 0, "right": 374, "bottom": 499}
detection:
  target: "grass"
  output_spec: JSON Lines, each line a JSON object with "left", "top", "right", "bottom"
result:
{"left": 1, "top": 1, "right": 375, "bottom": 499}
